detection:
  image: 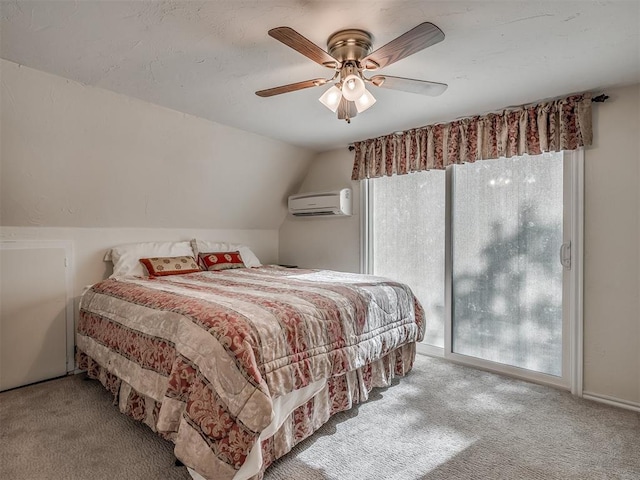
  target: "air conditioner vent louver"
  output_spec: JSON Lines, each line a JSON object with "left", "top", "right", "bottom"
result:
{"left": 288, "top": 188, "right": 352, "bottom": 217}
{"left": 293, "top": 211, "right": 336, "bottom": 216}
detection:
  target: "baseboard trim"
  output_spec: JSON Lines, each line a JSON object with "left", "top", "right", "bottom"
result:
{"left": 416, "top": 344, "right": 640, "bottom": 413}
{"left": 416, "top": 343, "right": 444, "bottom": 357}
{"left": 582, "top": 391, "right": 640, "bottom": 413}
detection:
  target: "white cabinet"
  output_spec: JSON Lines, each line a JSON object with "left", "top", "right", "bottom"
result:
{"left": 0, "top": 241, "right": 73, "bottom": 391}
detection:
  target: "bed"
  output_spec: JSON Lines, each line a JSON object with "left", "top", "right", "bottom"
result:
{"left": 77, "top": 241, "right": 425, "bottom": 480}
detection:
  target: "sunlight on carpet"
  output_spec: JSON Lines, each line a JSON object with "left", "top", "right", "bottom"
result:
{"left": 264, "top": 355, "right": 640, "bottom": 480}
{"left": 1, "top": 354, "right": 639, "bottom": 480}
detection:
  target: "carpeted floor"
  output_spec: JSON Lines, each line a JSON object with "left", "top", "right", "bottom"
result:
{"left": 1, "top": 355, "right": 638, "bottom": 479}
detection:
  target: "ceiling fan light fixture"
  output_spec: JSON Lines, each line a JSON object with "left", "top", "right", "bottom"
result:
{"left": 354, "top": 89, "right": 376, "bottom": 113}
{"left": 259, "top": 23, "right": 448, "bottom": 122}
{"left": 341, "top": 74, "right": 366, "bottom": 101}
{"left": 319, "top": 85, "right": 343, "bottom": 112}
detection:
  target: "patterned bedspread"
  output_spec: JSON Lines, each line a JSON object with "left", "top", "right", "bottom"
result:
{"left": 77, "top": 266, "right": 424, "bottom": 479}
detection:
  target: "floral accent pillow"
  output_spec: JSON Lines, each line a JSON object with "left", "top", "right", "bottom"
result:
{"left": 139, "top": 256, "right": 201, "bottom": 276}
{"left": 199, "top": 251, "right": 246, "bottom": 271}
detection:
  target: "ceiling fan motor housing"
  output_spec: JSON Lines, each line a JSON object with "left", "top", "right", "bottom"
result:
{"left": 327, "top": 29, "right": 373, "bottom": 65}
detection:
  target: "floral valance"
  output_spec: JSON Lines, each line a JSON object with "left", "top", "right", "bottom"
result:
{"left": 351, "top": 93, "right": 592, "bottom": 180}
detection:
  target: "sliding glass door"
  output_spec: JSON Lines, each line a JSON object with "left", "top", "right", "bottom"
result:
{"left": 366, "top": 151, "right": 581, "bottom": 388}
{"left": 451, "top": 153, "right": 565, "bottom": 377}
{"left": 368, "top": 170, "right": 446, "bottom": 348}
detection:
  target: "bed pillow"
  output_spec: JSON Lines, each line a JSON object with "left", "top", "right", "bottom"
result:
{"left": 108, "top": 241, "right": 195, "bottom": 277}
{"left": 199, "top": 251, "right": 246, "bottom": 271}
{"left": 139, "top": 256, "right": 201, "bottom": 277}
{"left": 191, "top": 239, "right": 261, "bottom": 268}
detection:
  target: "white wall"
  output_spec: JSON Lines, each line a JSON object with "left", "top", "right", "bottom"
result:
{"left": 0, "top": 58, "right": 313, "bottom": 320}
{"left": 278, "top": 149, "right": 360, "bottom": 272}
{"left": 583, "top": 83, "right": 639, "bottom": 406}
{"left": 279, "top": 84, "right": 640, "bottom": 407}
{"left": 1, "top": 59, "right": 313, "bottom": 230}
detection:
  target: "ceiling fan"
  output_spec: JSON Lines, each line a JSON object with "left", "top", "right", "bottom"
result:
{"left": 255, "top": 22, "right": 447, "bottom": 123}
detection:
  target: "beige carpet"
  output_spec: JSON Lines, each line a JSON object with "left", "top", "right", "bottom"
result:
{"left": 1, "top": 355, "right": 639, "bottom": 479}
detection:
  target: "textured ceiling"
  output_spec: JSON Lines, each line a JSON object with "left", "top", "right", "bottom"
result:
{"left": 1, "top": 1, "right": 639, "bottom": 152}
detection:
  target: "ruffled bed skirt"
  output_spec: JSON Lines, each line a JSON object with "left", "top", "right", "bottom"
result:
{"left": 77, "top": 341, "right": 417, "bottom": 479}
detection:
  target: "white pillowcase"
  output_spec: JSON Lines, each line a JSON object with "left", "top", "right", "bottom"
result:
{"left": 108, "top": 241, "right": 195, "bottom": 278}
{"left": 191, "top": 239, "right": 261, "bottom": 268}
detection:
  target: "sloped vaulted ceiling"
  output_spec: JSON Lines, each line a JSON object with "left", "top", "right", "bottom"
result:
{"left": 0, "top": 60, "right": 313, "bottom": 230}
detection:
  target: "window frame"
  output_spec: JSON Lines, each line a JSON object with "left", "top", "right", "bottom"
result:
{"left": 362, "top": 150, "right": 584, "bottom": 394}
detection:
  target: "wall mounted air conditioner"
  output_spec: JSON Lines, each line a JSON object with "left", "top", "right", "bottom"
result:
{"left": 288, "top": 188, "right": 352, "bottom": 217}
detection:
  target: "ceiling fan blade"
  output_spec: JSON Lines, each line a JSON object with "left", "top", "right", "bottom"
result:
{"left": 269, "top": 27, "right": 339, "bottom": 68}
{"left": 369, "top": 75, "right": 447, "bottom": 96}
{"left": 255, "top": 78, "right": 329, "bottom": 97}
{"left": 362, "top": 22, "right": 444, "bottom": 70}
{"left": 337, "top": 97, "right": 357, "bottom": 121}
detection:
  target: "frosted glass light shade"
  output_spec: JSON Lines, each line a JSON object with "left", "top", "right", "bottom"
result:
{"left": 319, "top": 85, "right": 342, "bottom": 112}
{"left": 341, "top": 74, "right": 366, "bottom": 101}
{"left": 355, "top": 89, "right": 377, "bottom": 113}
